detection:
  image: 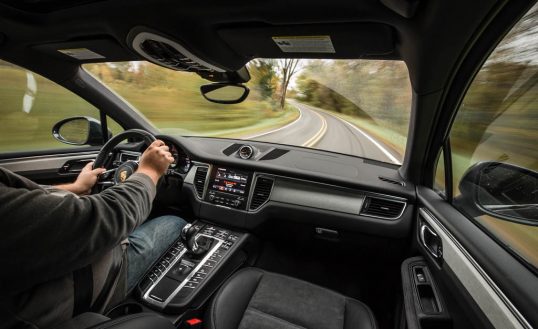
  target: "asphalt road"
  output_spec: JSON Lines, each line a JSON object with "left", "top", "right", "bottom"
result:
{"left": 244, "top": 100, "right": 401, "bottom": 164}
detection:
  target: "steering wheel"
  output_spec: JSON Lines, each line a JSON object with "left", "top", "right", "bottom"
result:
{"left": 93, "top": 129, "right": 156, "bottom": 192}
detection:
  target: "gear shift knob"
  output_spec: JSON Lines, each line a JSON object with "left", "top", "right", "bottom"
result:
{"left": 181, "top": 223, "right": 196, "bottom": 243}
{"left": 181, "top": 223, "right": 210, "bottom": 256}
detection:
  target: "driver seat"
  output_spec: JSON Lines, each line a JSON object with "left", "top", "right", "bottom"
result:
{"left": 205, "top": 268, "right": 377, "bottom": 329}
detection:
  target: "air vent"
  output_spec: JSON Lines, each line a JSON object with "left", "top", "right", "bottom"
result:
{"left": 193, "top": 167, "right": 208, "bottom": 198}
{"left": 360, "top": 196, "right": 405, "bottom": 219}
{"left": 378, "top": 176, "right": 405, "bottom": 186}
{"left": 132, "top": 32, "right": 224, "bottom": 73}
{"left": 249, "top": 177, "right": 274, "bottom": 210}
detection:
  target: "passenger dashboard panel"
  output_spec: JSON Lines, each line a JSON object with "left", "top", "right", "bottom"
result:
{"left": 184, "top": 162, "right": 412, "bottom": 238}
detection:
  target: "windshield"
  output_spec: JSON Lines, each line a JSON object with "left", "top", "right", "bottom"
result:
{"left": 84, "top": 59, "right": 411, "bottom": 164}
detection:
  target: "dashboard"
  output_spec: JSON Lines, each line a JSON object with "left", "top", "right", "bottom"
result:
{"left": 148, "top": 135, "right": 416, "bottom": 238}
{"left": 0, "top": 133, "right": 415, "bottom": 239}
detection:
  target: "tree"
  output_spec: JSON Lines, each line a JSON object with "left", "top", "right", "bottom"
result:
{"left": 276, "top": 59, "right": 301, "bottom": 109}
{"left": 248, "top": 59, "right": 277, "bottom": 101}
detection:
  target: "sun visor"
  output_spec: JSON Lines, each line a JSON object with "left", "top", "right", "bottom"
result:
{"left": 32, "top": 37, "right": 136, "bottom": 63}
{"left": 219, "top": 23, "right": 395, "bottom": 60}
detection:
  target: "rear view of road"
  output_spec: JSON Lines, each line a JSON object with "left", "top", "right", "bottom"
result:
{"left": 244, "top": 100, "right": 401, "bottom": 164}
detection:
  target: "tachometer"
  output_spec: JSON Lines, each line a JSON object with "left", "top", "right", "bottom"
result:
{"left": 167, "top": 143, "right": 179, "bottom": 169}
{"left": 176, "top": 150, "right": 192, "bottom": 174}
{"left": 164, "top": 141, "right": 191, "bottom": 174}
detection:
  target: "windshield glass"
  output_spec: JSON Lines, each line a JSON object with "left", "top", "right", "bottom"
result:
{"left": 84, "top": 59, "right": 411, "bottom": 164}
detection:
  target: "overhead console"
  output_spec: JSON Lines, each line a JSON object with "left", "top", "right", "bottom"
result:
{"left": 127, "top": 29, "right": 251, "bottom": 83}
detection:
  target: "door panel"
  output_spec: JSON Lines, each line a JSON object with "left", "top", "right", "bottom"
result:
{"left": 0, "top": 151, "right": 98, "bottom": 184}
{"left": 417, "top": 187, "right": 536, "bottom": 328}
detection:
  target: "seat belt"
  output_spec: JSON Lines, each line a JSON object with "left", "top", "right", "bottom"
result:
{"left": 73, "top": 265, "right": 94, "bottom": 317}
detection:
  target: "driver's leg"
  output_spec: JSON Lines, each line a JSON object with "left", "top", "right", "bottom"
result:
{"left": 126, "top": 215, "right": 187, "bottom": 292}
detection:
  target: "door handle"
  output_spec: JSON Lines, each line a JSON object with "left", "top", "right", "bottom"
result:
{"left": 420, "top": 224, "right": 443, "bottom": 259}
{"left": 59, "top": 159, "right": 94, "bottom": 174}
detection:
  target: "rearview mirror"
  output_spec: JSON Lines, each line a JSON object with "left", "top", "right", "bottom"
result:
{"left": 52, "top": 116, "right": 106, "bottom": 146}
{"left": 458, "top": 161, "right": 538, "bottom": 225}
{"left": 200, "top": 83, "right": 249, "bottom": 104}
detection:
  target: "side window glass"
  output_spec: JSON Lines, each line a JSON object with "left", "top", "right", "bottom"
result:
{"left": 449, "top": 4, "right": 538, "bottom": 268}
{"left": 0, "top": 60, "right": 122, "bottom": 154}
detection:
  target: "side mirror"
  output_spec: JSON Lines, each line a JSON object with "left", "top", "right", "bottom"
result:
{"left": 52, "top": 116, "right": 106, "bottom": 146}
{"left": 200, "top": 83, "right": 249, "bottom": 104}
{"left": 457, "top": 161, "right": 538, "bottom": 225}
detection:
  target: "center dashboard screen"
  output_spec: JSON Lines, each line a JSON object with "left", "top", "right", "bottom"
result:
{"left": 210, "top": 167, "right": 250, "bottom": 196}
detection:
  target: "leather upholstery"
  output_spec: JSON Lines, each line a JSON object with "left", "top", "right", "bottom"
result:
{"left": 206, "top": 268, "right": 377, "bottom": 329}
{"left": 53, "top": 312, "right": 175, "bottom": 329}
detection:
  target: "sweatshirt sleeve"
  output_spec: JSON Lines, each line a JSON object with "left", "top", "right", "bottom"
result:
{"left": 0, "top": 171, "right": 156, "bottom": 294}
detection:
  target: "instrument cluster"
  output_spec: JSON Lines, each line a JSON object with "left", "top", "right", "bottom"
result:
{"left": 166, "top": 141, "right": 192, "bottom": 174}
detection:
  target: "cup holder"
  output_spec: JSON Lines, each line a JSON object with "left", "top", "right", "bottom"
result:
{"left": 106, "top": 302, "right": 144, "bottom": 318}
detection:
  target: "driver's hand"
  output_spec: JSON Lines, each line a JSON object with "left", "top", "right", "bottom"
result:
{"left": 71, "top": 161, "right": 106, "bottom": 195}
{"left": 137, "top": 140, "right": 175, "bottom": 185}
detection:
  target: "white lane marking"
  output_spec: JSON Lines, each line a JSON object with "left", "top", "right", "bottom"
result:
{"left": 326, "top": 111, "right": 401, "bottom": 164}
{"left": 302, "top": 111, "right": 328, "bottom": 147}
{"left": 244, "top": 105, "right": 303, "bottom": 139}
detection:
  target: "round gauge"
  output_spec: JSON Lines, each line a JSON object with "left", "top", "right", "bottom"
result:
{"left": 175, "top": 147, "right": 192, "bottom": 174}
{"left": 167, "top": 143, "right": 179, "bottom": 169}
{"left": 164, "top": 141, "right": 191, "bottom": 173}
{"left": 238, "top": 145, "right": 254, "bottom": 159}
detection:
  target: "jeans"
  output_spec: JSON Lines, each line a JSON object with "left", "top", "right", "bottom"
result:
{"left": 126, "top": 215, "right": 187, "bottom": 292}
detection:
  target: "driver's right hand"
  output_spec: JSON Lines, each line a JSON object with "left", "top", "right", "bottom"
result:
{"left": 137, "top": 140, "right": 175, "bottom": 185}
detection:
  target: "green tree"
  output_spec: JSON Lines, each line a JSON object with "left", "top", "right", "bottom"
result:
{"left": 248, "top": 60, "right": 277, "bottom": 100}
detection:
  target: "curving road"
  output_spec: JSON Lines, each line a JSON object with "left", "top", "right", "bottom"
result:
{"left": 243, "top": 100, "right": 401, "bottom": 164}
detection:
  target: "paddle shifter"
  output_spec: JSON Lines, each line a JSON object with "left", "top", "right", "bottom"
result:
{"left": 181, "top": 223, "right": 212, "bottom": 257}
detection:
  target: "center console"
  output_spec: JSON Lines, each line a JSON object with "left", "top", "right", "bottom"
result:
{"left": 138, "top": 221, "right": 249, "bottom": 313}
{"left": 205, "top": 167, "right": 253, "bottom": 210}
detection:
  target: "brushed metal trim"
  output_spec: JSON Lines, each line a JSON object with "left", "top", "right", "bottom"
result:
{"left": 419, "top": 208, "right": 531, "bottom": 329}
{"left": 142, "top": 234, "right": 223, "bottom": 309}
{"left": 0, "top": 153, "right": 98, "bottom": 172}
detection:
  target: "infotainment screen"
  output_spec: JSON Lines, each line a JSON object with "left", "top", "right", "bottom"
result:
{"left": 210, "top": 167, "right": 250, "bottom": 196}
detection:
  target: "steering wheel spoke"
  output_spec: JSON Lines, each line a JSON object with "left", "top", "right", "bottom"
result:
{"left": 99, "top": 167, "right": 118, "bottom": 180}
{"left": 91, "top": 129, "right": 156, "bottom": 194}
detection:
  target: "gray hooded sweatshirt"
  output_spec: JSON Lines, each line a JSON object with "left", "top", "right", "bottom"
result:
{"left": 0, "top": 167, "right": 156, "bottom": 329}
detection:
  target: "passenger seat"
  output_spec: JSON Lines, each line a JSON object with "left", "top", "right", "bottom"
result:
{"left": 205, "top": 268, "right": 377, "bottom": 329}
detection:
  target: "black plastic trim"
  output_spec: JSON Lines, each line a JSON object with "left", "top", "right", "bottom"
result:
{"left": 420, "top": 0, "right": 535, "bottom": 187}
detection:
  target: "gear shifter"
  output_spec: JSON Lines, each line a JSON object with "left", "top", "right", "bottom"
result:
{"left": 181, "top": 223, "right": 212, "bottom": 257}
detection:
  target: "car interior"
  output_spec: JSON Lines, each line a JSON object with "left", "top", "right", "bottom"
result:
{"left": 0, "top": 0, "right": 537, "bottom": 329}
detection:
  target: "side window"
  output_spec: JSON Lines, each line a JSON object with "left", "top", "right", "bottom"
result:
{"left": 0, "top": 60, "right": 122, "bottom": 154}
{"left": 446, "top": 5, "right": 538, "bottom": 268}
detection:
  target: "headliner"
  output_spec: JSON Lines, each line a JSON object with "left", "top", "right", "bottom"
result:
{"left": 0, "top": 0, "right": 503, "bottom": 94}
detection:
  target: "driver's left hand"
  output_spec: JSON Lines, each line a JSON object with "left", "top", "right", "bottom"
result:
{"left": 72, "top": 162, "right": 106, "bottom": 195}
